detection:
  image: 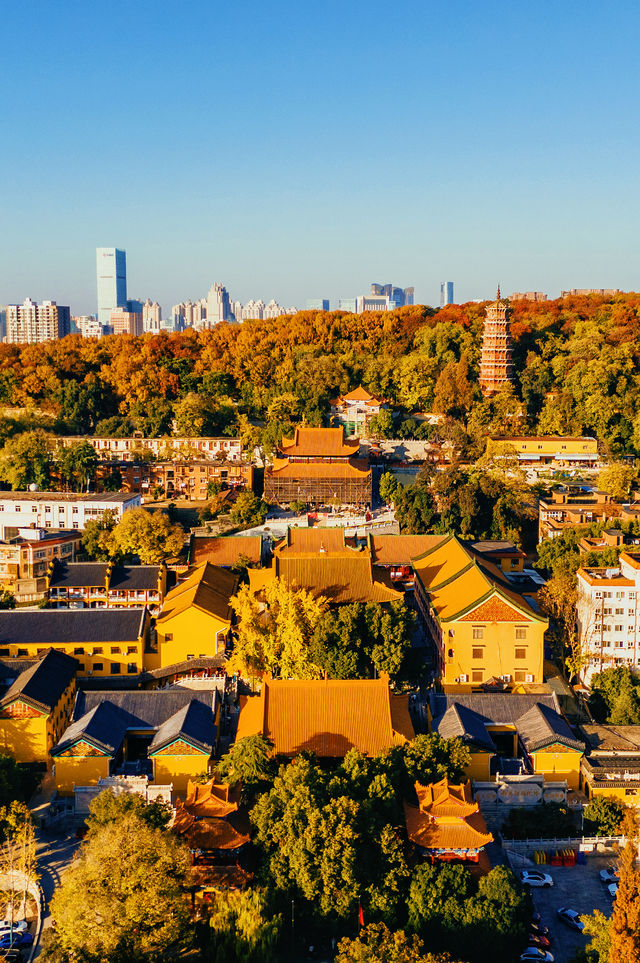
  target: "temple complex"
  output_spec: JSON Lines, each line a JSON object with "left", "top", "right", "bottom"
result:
{"left": 478, "top": 287, "right": 515, "bottom": 395}
{"left": 263, "top": 426, "right": 372, "bottom": 508}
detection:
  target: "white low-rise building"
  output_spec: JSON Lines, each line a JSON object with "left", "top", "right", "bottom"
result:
{"left": 0, "top": 492, "right": 140, "bottom": 539}
{"left": 576, "top": 551, "right": 640, "bottom": 685}
{"left": 55, "top": 435, "right": 243, "bottom": 462}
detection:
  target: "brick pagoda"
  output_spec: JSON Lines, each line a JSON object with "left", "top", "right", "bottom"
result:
{"left": 478, "top": 286, "right": 514, "bottom": 395}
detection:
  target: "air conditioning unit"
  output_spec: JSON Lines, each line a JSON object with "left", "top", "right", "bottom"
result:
{"left": 502, "top": 674, "right": 512, "bottom": 683}
{"left": 459, "top": 674, "right": 469, "bottom": 683}
{"left": 526, "top": 674, "right": 534, "bottom": 683}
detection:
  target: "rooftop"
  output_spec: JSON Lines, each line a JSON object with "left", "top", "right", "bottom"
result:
{"left": 0, "top": 608, "right": 147, "bottom": 646}
{"left": 158, "top": 562, "right": 238, "bottom": 624}
{"left": 0, "top": 649, "right": 77, "bottom": 713}
{"left": 279, "top": 426, "right": 361, "bottom": 458}
{"left": 0, "top": 492, "right": 137, "bottom": 503}
{"left": 191, "top": 535, "right": 262, "bottom": 568}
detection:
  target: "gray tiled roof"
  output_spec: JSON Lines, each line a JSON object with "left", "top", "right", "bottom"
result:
{"left": 0, "top": 609, "right": 146, "bottom": 645}
{"left": 436, "top": 703, "right": 495, "bottom": 751}
{"left": 430, "top": 691, "right": 560, "bottom": 725}
{"left": 516, "top": 702, "right": 584, "bottom": 753}
{"left": 0, "top": 649, "right": 77, "bottom": 713}
{"left": 108, "top": 566, "right": 162, "bottom": 591}
{"left": 49, "top": 563, "right": 108, "bottom": 588}
{"left": 52, "top": 701, "right": 132, "bottom": 756}
{"left": 149, "top": 699, "right": 216, "bottom": 754}
{"left": 74, "top": 688, "right": 215, "bottom": 728}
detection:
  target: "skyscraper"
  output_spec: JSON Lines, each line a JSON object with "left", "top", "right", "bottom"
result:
{"left": 370, "top": 283, "right": 413, "bottom": 307}
{"left": 440, "top": 282, "right": 454, "bottom": 306}
{"left": 205, "top": 283, "right": 232, "bottom": 325}
{"left": 96, "top": 248, "right": 127, "bottom": 326}
{"left": 478, "top": 287, "right": 514, "bottom": 396}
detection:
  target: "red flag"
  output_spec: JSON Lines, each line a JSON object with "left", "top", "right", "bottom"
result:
{"left": 358, "top": 905, "right": 364, "bottom": 928}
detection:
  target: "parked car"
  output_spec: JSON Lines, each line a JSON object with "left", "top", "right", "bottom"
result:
{"left": 0, "top": 934, "right": 33, "bottom": 949}
{"left": 528, "top": 932, "right": 551, "bottom": 948}
{"left": 530, "top": 922, "right": 551, "bottom": 938}
{"left": 519, "top": 949, "right": 554, "bottom": 963}
{"left": 608, "top": 883, "right": 619, "bottom": 898}
{"left": 556, "top": 907, "right": 585, "bottom": 932}
{"left": 520, "top": 870, "right": 554, "bottom": 888}
{"left": 600, "top": 868, "right": 619, "bottom": 884}
{"left": 0, "top": 924, "right": 27, "bottom": 938}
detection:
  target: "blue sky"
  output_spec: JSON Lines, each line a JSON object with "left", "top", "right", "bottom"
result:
{"left": 2, "top": 0, "right": 639, "bottom": 314}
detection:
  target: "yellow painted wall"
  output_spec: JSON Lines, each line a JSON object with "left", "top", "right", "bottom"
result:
{"left": 0, "top": 642, "right": 144, "bottom": 678}
{"left": 443, "top": 616, "right": 545, "bottom": 687}
{"left": 149, "top": 608, "right": 230, "bottom": 670}
{"left": 0, "top": 714, "right": 48, "bottom": 763}
{"left": 490, "top": 437, "right": 598, "bottom": 457}
{"left": 464, "top": 750, "right": 493, "bottom": 781}
{"left": 531, "top": 748, "right": 583, "bottom": 789}
{"left": 54, "top": 755, "right": 111, "bottom": 795}
{"left": 151, "top": 753, "right": 210, "bottom": 794}
{"left": 583, "top": 779, "right": 640, "bottom": 807}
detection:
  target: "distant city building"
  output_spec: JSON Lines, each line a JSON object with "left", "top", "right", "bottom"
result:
{"left": 6, "top": 299, "right": 71, "bottom": 344}
{"left": 371, "top": 283, "right": 414, "bottom": 307}
{"left": 440, "top": 281, "right": 454, "bottom": 306}
{"left": 142, "top": 299, "right": 162, "bottom": 333}
{"left": 0, "top": 492, "right": 139, "bottom": 540}
{"left": 0, "top": 307, "right": 6, "bottom": 342}
{"left": 576, "top": 552, "right": 640, "bottom": 685}
{"left": 307, "top": 299, "right": 330, "bottom": 311}
{"left": 478, "top": 287, "right": 514, "bottom": 396}
{"left": 96, "top": 248, "right": 127, "bottom": 326}
{"left": 356, "top": 294, "right": 393, "bottom": 312}
{"left": 338, "top": 298, "right": 357, "bottom": 312}
{"left": 561, "top": 288, "right": 621, "bottom": 298}
{"left": 74, "top": 315, "right": 107, "bottom": 338}
{"left": 509, "top": 291, "right": 548, "bottom": 302}
{"left": 109, "top": 308, "right": 143, "bottom": 336}
{"left": 263, "top": 299, "right": 296, "bottom": 319}
{"left": 206, "top": 283, "right": 233, "bottom": 325}
{"left": 126, "top": 298, "right": 143, "bottom": 314}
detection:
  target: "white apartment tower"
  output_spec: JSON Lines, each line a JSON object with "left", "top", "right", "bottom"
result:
{"left": 576, "top": 552, "right": 640, "bottom": 685}
{"left": 142, "top": 299, "right": 162, "bottom": 333}
{"left": 6, "top": 299, "right": 71, "bottom": 343}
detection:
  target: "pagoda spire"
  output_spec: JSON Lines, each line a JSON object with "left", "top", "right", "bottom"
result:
{"left": 479, "top": 287, "right": 514, "bottom": 396}
{"left": 496, "top": 284, "right": 501, "bottom": 300}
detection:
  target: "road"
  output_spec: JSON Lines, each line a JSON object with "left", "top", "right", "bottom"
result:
{"left": 32, "top": 831, "right": 82, "bottom": 958}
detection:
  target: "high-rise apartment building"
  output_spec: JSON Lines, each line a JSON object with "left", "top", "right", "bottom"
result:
{"left": 109, "top": 308, "right": 143, "bottom": 336}
{"left": 440, "top": 282, "right": 454, "bottom": 306}
{"left": 74, "top": 315, "right": 107, "bottom": 338}
{"left": 96, "top": 248, "right": 127, "bottom": 326}
{"left": 478, "top": 288, "right": 514, "bottom": 396}
{"left": 6, "top": 299, "right": 71, "bottom": 344}
{"left": 206, "top": 283, "right": 233, "bottom": 325}
{"left": 142, "top": 299, "right": 162, "bottom": 333}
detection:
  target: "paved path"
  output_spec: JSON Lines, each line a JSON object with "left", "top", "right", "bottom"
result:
{"left": 32, "top": 832, "right": 81, "bottom": 958}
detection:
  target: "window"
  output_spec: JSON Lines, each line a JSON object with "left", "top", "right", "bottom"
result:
{"left": 17, "top": 649, "right": 27, "bottom": 657}
{"left": 74, "top": 647, "right": 84, "bottom": 655}
{"left": 616, "top": 608, "right": 624, "bottom": 615}
{"left": 514, "top": 670, "right": 526, "bottom": 682}
{"left": 127, "top": 646, "right": 136, "bottom": 654}
{"left": 472, "top": 626, "right": 484, "bottom": 640}
{"left": 187, "top": 654, "right": 195, "bottom": 660}
{"left": 110, "top": 663, "right": 120, "bottom": 674}
{"left": 515, "top": 627, "right": 527, "bottom": 640}
{"left": 110, "top": 646, "right": 121, "bottom": 654}
{"left": 164, "top": 633, "right": 173, "bottom": 642}
{"left": 515, "top": 647, "right": 527, "bottom": 660}
{"left": 0, "top": 649, "right": 9, "bottom": 657}
{"left": 92, "top": 662, "right": 103, "bottom": 672}
{"left": 93, "top": 647, "right": 103, "bottom": 654}
{"left": 127, "top": 663, "right": 137, "bottom": 674}
{"left": 615, "top": 625, "right": 624, "bottom": 632}
{"left": 471, "top": 670, "right": 483, "bottom": 682}
{"left": 472, "top": 647, "right": 483, "bottom": 659}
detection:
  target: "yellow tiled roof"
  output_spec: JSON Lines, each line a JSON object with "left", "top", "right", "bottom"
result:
{"left": 236, "top": 676, "right": 414, "bottom": 757}
{"left": 279, "top": 426, "right": 360, "bottom": 458}
{"left": 369, "top": 534, "right": 446, "bottom": 567}
{"left": 191, "top": 536, "right": 262, "bottom": 568}
{"left": 404, "top": 801, "right": 493, "bottom": 851}
{"left": 268, "top": 459, "right": 371, "bottom": 479}
{"left": 274, "top": 528, "right": 354, "bottom": 555}
{"left": 273, "top": 552, "right": 403, "bottom": 604}
{"left": 157, "top": 562, "right": 238, "bottom": 624}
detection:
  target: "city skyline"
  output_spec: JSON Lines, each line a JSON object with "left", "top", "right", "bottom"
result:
{"left": 3, "top": 1, "right": 640, "bottom": 314}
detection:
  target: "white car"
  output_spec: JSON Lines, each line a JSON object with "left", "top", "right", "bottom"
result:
{"left": 519, "top": 870, "right": 554, "bottom": 888}
{"left": 608, "top": 882, "right": 618, "bottom": 898}
{"left": 600, "top": 868, "right": 618, "bottom": 884}
{"left": 520, "top": 949, "right": 554, "bottom": 963}
{"left": 0, "top": 921, "right": 28, "bottom": 936}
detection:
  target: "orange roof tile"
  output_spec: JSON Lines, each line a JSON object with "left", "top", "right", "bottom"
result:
{"left": 415, "top": 778, "right": 477, "bottom": 818}
{"left": 191, "top": 865, "right": 253, "bottom": 891}
{"left": 236, "top": 677, "right": 414, "bottom": 757}
{"left": 404, "top": 801, "right": 493, "bottom": 851}
{"left": 268, "top": 459, "right": 371, "bottom": 479}
{"left": 274, "top": 528, "right": 354, "bottom": 555}
{"left": 191, "top": 536, "right": 262, "bottom": 568}
{"left": 369, "top": 534, "right": 446, "bottom": 567}
{"left": 341, "top": 387, "right": 381, "bottom": 403}
{"left": 273, "top": 552, "right": 403, "bottom": 604}
{"left": 279, "top": 426, "right": 360, "bottom": 458}
{"left": 157, "top": 562, "right": 238, "bottom": 625}
{"left": 185, "top": 780, "right": 239, "bottom": 818}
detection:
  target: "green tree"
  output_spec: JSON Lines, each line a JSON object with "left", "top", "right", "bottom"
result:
{"left": 580, "top": 908, "right": 611, "bottom": 963}
{"left": 203, "top": 888, "right": 281, "bottom": 963}
{"left": 432, "top": 356, "right": 474, "bottom": 420}
{"left": 230, "top": 491, "right": 268, "bottom": 528}
{"left": 583, "top": 795, "right": 626, "bottom": 836}
{"left": 368, "top": 409, "right": 395, "bottom": 439}
{"left": 407, "top": 862, "right": 469, "bottom": 938}
{"left": 55, "top": 440, "right": 98, "bottom": 492}
{"left": 86, "top": 788, "right": 172, "bottom": 832}
{"left": 47, "top": 814, "right": 192, "bottom": 963}
{"left": 215, "top": 735, "right": 276, "bottom": 797}
{"left": 394, "top": 483, "right": 436, "bottom": 534}
{"left": 0, "top": 429, "right": 53, "bottom": 490}
{"left": 81, "top": 508, "right": 118, "bottom": 561}
{"left": 590, "top": 667, "right": 640, "bottom": 724}
{"left": 379, "top": 471, "right": 399, "bottom": 505}
{"left": 0, "top": 590, "right": 16, "bottom": 610}
{"left": 404, "top": 733, "right": 471, "bottom": 788}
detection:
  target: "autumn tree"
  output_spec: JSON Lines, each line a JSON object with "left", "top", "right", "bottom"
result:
{"left": 228, "top": 579, "right": 327, "bottom": 679}
{"left": 202, "top": 888, "right": 281, "bottom": 963}
{"left": 106, "top": 507, "right": 185, "bottom": 564}
{"left": 0, "top": 429, "right": 53, "bottom": 490}
{"left": 82, "top": 508, "right": 118, "bottom": 561}
{"left": 598, "top": 462, "right": 637, "bottom": 500}
{"left": 86, "top": 788, "right": 172, "bottom": 832}
{"left": 215, "top": 735, "right": 276, "bottom": 797}
{"left": 379, "top": 471, "right": 399, "bottom": 505}
{"left": 47, "top": 814, "right": 192, "bottom": 963}
{"left": 229, "top": 491, "right": 268, "bottom": 528}
{"left": 336, "top": 922, "right": 461, "bottom": 963}
{"left": 609, "top": 838, "right": 640, "bottom": 962}
{"left": 0, "top": 801, "right": 37, "bottom": 923}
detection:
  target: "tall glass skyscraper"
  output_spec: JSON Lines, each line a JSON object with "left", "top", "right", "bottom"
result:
{"left": 96, "top": 248, "right": 127, "bottom": 326}
{"left": 440, "top": 281, "right": 454, "bottom": 306}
